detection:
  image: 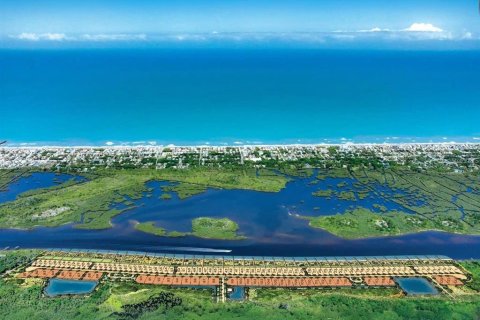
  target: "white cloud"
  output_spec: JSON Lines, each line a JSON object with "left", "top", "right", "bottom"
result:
{"left": 80, "top": 34, "right": 147, "bottom": 41}
{"left": 403, "top": 23, "right": 443, "bottom": 33}
{"left": 461, "top": 32, "right": 473, "bottom": 40}
{"left": 10, "top": 33, "right": 146, "bottom": 42}
{"left": 330, "top": 34, "right": 356, "bottom": 40}
{"left": 43, "top": 33, "right": 67, "bottom": 41}
{"left": 358, "top": 27, "right": 391, "bottom": 33}
{"left": 354, "top": 23, "right": 444, "bottom": 34}
{"left": 16, "top": 33, "right": 39, "bottom": 41}
{"left": 5, "top": 25, "right": 477, "bottom": 46}
{"left": 12, "top": 32, "right": 67, "bottom": 41}
{"left": 348, "top": 22, "right": 459, "bottom": 41}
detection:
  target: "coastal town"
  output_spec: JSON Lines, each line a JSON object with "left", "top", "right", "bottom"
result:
{"left": 1, "top": 143, "right": 479, "bottom": 171}
{"left": 4, "top": 249, "right": 476, "bottom": 302}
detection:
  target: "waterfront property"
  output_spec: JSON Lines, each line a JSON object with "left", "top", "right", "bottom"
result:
{"left": 14, "top": 250, "right": 471, "bottom": 301}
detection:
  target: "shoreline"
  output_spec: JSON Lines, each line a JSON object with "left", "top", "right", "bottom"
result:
{"left": 0, "top": 247, "right": 457, "bottom": 260}
{"left": 2, "top": 140, "right": 480, "bottom": 149}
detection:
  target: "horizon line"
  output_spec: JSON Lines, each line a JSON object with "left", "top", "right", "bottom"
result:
{"left": 3, "top": 141, "right": 480, "bottom": 149}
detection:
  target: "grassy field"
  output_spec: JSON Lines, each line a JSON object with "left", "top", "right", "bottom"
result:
{"left": 1, "top": 251, "right": 480, "bottom": 320}
{"left": 0, "top": 168, "right": 287, "bottom": 230}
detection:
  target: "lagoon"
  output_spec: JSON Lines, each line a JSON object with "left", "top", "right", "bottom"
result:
{"left": 1, "top": 171, "right": 480, "bottom": 258}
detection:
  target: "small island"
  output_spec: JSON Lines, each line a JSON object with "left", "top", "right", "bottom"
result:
{"left": 191, "top": 217, "right": 246, "bottom": 240}
{"left": 304, "top": 207, "right": 470, "bottom": 239}
{"left": 159, "top": 193, "right": 172, "bottom": 200}
{"left": 134, "top": 222, "right": 167, "bottom": 236}
{"left": 134, "top": 217, "right": 246, "bottom": 240}
{"left": 134, "top": 221, "right": 188, "bottom": 237}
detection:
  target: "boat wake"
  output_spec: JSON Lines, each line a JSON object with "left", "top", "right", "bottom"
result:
{"left": 156, "top": 246, "right": 232, "bottom": 253}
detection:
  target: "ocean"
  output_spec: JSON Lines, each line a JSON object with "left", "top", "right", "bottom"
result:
{"left": 0, "top": 49, "right": 479, "bottom": 145}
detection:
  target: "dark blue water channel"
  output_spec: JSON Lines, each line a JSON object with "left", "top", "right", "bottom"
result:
{"left": 1, "top": 172, "right": 480, "bottom": 259}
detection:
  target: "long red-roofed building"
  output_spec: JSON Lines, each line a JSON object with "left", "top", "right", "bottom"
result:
{"left": 433, "top": 275, "right": 464, "bottom": 286}
{"left": 136, "top": 275, "right": 220, "bottom": 286}
{"left": 363, "top": 277, "right": 396, "bottom": 286}
{"left": 226, "top": 277, "right": 352, "bottom": 287}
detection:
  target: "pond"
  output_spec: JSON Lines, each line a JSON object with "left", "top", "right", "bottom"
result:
{"left": 395, "top": 278, "right": 439, "bottom": 295}
{"left": 228, "top": 287, "right": 246, "bottom": 301}
{"left": 44, "top": 278, "right": 98, "bottom": 297}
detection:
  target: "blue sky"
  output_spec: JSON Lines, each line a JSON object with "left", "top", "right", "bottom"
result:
{"left": 1, "top": 0, "right": 479, "bottom": 48}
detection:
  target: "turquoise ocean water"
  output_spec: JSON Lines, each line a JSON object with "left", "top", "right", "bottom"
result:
{"left": 0, "top": 49, "right": 479, "bottom": 145}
